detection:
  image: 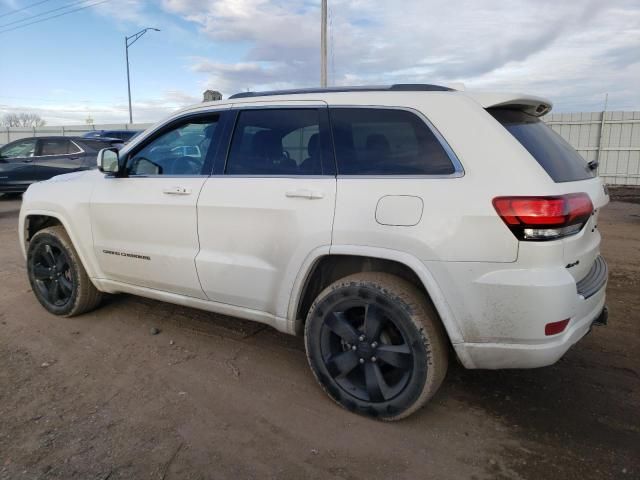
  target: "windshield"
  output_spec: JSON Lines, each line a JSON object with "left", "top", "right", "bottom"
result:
{"left": 489, "top": 108, "right": 594, "bottom": 183}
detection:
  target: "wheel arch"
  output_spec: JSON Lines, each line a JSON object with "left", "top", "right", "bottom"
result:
{"left": 289, "top": 246, "right": 463, "bottom": 344}
{"left": 21, "top": 210, "right": 99, "bottom": 280}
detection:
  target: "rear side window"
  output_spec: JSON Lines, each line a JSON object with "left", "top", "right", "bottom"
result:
{"left": 330, "top": 108, "right": 456, "bottom": 175}
{"left": 226, "top": 109, "right": 324, "bottom": 175}
{"left": 40, "top": 139, "right": 80, "bottom": 155}
{"left": 489, "top": 109, "right": 594, "bottom": 183}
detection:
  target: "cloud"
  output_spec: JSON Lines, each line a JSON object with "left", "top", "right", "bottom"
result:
{"left": 162, "top": 0, "right": 640, "bottom": 111}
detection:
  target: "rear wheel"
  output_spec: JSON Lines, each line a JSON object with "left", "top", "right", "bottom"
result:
{"left": 304, "top": 272, "right": 448, "bottom": 420}
{"left": 27, "top": 226, "right": 103, "bottom": 316}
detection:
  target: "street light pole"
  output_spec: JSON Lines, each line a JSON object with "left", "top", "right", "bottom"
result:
{"left": 125, "top": 27, "right": 160, "bottom": 124}
{"left": 125, "top": 36, "right": 132, "bottom": 124}
{"left": 320, "top": 0, "right": 327, "bottom": 87}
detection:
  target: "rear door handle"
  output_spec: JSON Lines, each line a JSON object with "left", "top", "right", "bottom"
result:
{"left": 285, "top": 189, "right": 324, "bottom": 199}
{"left": 163, "top": 186, "right": 191, "bottom": 195}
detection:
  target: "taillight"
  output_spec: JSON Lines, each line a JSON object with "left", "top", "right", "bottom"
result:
{"left": 493, "top": 193, "right": 593, "bottom": 241}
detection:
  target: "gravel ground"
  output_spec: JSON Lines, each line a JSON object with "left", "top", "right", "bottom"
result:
{"left": 0, "top": 195, "right": 638, "bottom": 480}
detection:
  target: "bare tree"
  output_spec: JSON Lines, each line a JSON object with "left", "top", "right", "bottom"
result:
{"left": 1, "top": 112, "right": 46, "bottom": 127}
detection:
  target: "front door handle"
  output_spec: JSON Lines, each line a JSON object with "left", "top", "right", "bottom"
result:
{"left": 163, "top": 186, "right": 191, "bottom": 195}
{"left": 285, "top": 189, "right": 324, "bottom": 199}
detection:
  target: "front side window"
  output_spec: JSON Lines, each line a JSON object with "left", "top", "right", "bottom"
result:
{"left": 128, "top": 117, "right": 219, "bottom": 176}
{"left": 330, "top": 108, "right": 456, "bottom": 175}
{"left": 226, "top": 109, "right": 323, "bottom": 175}
{"left": 0, "top": 139, "right": 37, "bottom": 159}
{"left": 40, "top": 139, "right": 81, "bottom": 156}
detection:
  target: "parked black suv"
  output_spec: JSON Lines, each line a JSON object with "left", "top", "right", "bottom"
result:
{"left": 0, "top": 136, "right": 121, "bottom": 194}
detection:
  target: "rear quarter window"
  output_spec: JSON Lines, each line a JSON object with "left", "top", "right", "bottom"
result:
{"left": 489, "top": 109, "right": 594, "bottom": 183}
{"left": 330, "top": 108, "right": 457, "bottom": 175}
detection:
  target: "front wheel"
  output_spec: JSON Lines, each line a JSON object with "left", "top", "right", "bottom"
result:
{"left": 304, "top": 272, "right": 448, "bottom": 421}
{"left": 27, "top": 226, "right": 103, "bottom": 317}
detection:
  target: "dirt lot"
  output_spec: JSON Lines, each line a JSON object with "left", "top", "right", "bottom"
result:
{"left": 0, "top": 195, "right": 638, "bottom": 480}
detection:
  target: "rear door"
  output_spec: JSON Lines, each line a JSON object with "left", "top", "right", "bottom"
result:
{"left": 195, "top": 103, "right": 337, "bottom": 316}
{"left": 33, "top": 138, "right": 86, "bottom": 180}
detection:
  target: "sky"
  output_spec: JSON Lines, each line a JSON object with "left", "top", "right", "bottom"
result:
{"left": 0, "top": 0, "right": 638, "bottom": 125}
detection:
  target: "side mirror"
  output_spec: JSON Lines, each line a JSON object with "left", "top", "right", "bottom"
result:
{"left": 97, "top": 148, "right": 120, "bottom": 174}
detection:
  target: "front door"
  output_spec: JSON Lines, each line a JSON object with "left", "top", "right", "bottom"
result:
{"left": 196, "top": 105, "right": 337, "bottom": 317}
{"left": 0, "top": 138, "right": 38, "bottom": 190}
{"left": 90, "top": 111, "right": 227, "bottom": 298}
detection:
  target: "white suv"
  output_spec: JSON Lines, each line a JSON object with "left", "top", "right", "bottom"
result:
{"left": 19, "top": 85, "right": 609, "bottom": 420}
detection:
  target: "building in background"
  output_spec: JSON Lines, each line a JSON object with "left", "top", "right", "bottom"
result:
{"left": 203, "top": 90, "right": 222, "bottom": 102}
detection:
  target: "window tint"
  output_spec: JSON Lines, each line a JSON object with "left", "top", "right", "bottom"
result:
{"left": 40, "top": 139, "right": 78, "bottom": 156}
{"left": 330, "top": 108, "right": 456, "bottom": 175}
{"left": 226, "top": 109, "right": 323, "bottom": 175}
{"left": 489, "top": 109, "right": 594, "bottom": 183}
{"left": 128, "top": 117, "right": 218, "bottom": 176}
{"left": 0, "top": 139, "right": 36, "bottom": 159}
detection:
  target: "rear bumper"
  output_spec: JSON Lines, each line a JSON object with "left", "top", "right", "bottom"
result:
{"left": 428, "top": 255, "right": 609, "bottom": 369}
{"left": 454, "top": 285, "right": 606, "bottom": 369}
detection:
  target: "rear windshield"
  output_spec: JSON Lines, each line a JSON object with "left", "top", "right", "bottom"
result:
{"left": 489, "top": 109, "right": 594, "bottom": 183}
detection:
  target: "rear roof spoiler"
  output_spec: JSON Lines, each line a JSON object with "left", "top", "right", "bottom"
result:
{"left": 465, "top": 92, "right": 553, "bottom": 117}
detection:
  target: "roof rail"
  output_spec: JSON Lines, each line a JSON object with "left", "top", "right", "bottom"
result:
{"left": 228, "top": 83, "right": 453, "bottom": 99}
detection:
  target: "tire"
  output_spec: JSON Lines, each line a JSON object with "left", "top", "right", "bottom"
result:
{"left": 27, "top": 226, "right": 103, "bottom": 317}
{"left": 304, "top": 272, "right": 448, "bottom": 421}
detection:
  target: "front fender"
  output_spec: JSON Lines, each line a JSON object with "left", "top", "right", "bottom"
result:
{"left": 19, "top": 173, "right": 101, "bottom": 279}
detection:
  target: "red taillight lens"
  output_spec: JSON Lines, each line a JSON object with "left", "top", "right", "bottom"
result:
{"left": 493, "top": 193, "right": 593, "bottom": 241}
{"left": 545, "top": 319, "right": 570, "bottom": 336}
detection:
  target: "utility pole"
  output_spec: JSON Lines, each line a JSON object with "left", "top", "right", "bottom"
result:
{"left": 125, "top": 37, "right": 132, "bottom": 124}
{"left": 320, "top": 0, "right": 327, "bottom": 87}
{"left": 125, "top": 27, "right": 160, "bottom": 124}
{"left": 597, "top": 92, "right": 609, "bottom": 165}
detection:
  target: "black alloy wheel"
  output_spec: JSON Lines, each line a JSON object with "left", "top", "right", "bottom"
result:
{"left": 305, "top": 272, "right": 448, "bottom": 420}
{"left": 31, "top": 243, "right": 75, "bottom": 308}
{"left": 27, "top": 226, "right": 103, "bottom": 317}
{"left": 321, "top": 302, "right": 414, "bottom": 403}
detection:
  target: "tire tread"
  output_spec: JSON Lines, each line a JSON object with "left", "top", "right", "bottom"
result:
{"left": 304, "top": 271, "right": 449, "bottom": 421}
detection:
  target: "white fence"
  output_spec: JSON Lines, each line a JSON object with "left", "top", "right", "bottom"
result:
{"left": 544, "top": 111, "right": 640, "bottom": 186}
{"left": 2, "top": 112, "right": 640, "bottom": 186}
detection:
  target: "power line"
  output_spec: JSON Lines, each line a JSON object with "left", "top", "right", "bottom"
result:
{"left": 0, "top": 0, "right": 96, "bottom": 29}
{"left": 0, "top": 0, "right": 55, "bottom": 19}
{"left": 0, "top": 0, "right": 109, "bottom": 34}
